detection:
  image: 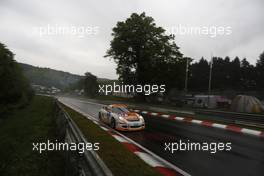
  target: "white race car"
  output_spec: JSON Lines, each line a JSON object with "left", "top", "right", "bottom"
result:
{"left": 98, "top": 104, "right": 145, "bottom": 131}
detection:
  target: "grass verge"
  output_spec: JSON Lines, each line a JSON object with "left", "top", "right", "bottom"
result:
{"left": 62, "top": 103, "right": 162, "bottom": 176}
{"left": 0, "top": 95, "right": 65, "bottom": 176}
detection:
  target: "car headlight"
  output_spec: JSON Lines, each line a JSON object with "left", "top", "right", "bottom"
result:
{"left": 118, "top": 116, "right": 126, "bottom": 123}
{"left": 139, "top": 115, "right": 144, "bottom": 122}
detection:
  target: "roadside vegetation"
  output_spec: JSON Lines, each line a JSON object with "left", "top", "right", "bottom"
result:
{"left": 62, "top": 104, "right": 162, "bottom": 176}
{"left": 0, "top": 96, "right": 65, "bottom": 176}
{"left": 0, "top": 42, "right": 34, "bottom": 115}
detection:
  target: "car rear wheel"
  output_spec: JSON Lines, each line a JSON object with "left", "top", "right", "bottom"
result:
{"left": 110, "top": 118, "right": 116, "bottom": 129}
{"left": 98, "top": 112, "right": 102, "bottom": 121}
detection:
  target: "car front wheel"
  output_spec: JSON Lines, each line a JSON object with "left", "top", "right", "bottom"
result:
{"left": 110, "top": 118, "right": 116, "bottom": 129}
{"left": 99, "top": 112, "right": 102, "bottom": 121}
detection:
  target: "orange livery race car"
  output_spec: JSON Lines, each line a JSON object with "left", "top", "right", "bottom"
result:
{"left": 98, "top": 104, "right": 145, "bottom": 131}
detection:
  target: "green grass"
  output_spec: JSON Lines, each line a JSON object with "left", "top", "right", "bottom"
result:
{"left": 0, "top": 96, "right": 65, "bottom": 176}
{"left": 62, "top": 104, "right": 162, "bottom": 176}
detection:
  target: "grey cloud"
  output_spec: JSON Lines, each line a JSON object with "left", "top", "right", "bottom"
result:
{"left": 0, "top": 0, "right": 263, "bottom": 79}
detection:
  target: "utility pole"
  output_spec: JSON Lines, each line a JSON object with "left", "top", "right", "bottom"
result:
{"left": 208, "top": 54, "right": 213, "bottom": 108}
{"left": 184, "top": 57, "right": 189, "bottom": 94}
{"left": 208, "top": 55, "right": 213, "bottom": 94}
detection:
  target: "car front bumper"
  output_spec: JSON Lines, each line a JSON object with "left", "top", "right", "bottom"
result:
{"left": 115, "top": 121, "right": 145, "bottom": 131}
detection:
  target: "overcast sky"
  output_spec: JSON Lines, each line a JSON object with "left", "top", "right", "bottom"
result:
{"left": 0, "top": 0, "right": 263, "bottom": 79}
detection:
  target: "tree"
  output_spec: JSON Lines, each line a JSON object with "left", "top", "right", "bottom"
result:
{"left": 230, "top": 57, "right": 241, "bottom": 90}
{"left": 189, "top": 56, "right": 259, "bottom": 92}
{"left": 256, "top": 51, "right": 264, "bottom": 90}
{"left": 189, "top": 57, "right": 210, "bottom": 91}
{"left": 0, "top": 42, "right": 34, "bottom": 115}
{"left": 240, "top": 58, "right": 256, "bottom": 90}
{"left": 211, "top": 57, "right": 228, "bottom": 90}
{"left": 210, "top": 56, "right": 241, "bottom": 90}
{"left": 83, "top": 72, "right": 98, "bottom": 97}
{"left": 105, "top": 12, "right": 184, "bottom": 99}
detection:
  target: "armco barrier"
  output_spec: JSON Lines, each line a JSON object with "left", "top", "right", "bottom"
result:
{"left": 54, "top": 100, "right": 113, "bottom": 176}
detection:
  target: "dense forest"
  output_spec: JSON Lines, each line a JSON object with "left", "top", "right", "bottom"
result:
{"left": 188, "top": 54, "right": 264, "bottom": 92}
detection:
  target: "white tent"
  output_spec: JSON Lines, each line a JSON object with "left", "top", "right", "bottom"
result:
{"left": 231, "top": 95, "right": 264, "bottom": 113}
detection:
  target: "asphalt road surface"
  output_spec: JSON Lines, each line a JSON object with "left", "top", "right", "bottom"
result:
{"left": 59, "top": 97, "right": 264, "bottom": 176}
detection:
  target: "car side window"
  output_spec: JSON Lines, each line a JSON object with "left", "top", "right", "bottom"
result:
{"left": 112, "top": 107, "right": 128, "bottom": 114}
{"left": 106, "top": 106, "right": 110, "bottom": 111}
{"left": 112, "top": 108, "right": 118, "bottom": 113}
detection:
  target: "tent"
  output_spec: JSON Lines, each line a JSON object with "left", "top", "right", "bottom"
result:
{"left": 193, "top": 95, "right": 231, "bottom": 109}
{"left": 231, "top": 95, "right": 264, "bottom": 113}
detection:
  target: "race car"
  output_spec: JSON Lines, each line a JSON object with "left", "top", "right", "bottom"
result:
{"left": 98, "top": 104, "right": 145, "bottom": 131}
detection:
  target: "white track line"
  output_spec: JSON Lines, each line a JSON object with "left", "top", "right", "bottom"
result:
{"left": 212, "top": 123, "right": 227, "bottom": 129}
{"left": 112, "top": 135, "right": 129, "bottom": 143}
{"left": 93, "top": 120, "right": 99, "bottom": 125}
{"left": 191, "top": 119, "right": 202, "bottom": 124}
{"left": 134, "top": 152, "right": 165, "bottom": 167}
{"left": 175, "top": 117, "right": 184, "bottom": 121}
{"left": 161, "top": 114, "right": 170, "bottom": 118}
{"left": 241, "top": 128, "right": 262, "bottom": 136}
{"left": 100, "top": 126, "right": 109, "bottom": 131}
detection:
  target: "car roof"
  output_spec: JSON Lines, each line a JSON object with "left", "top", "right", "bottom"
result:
{"left": 110, "top": 104, "right": 128, "bottom": 108}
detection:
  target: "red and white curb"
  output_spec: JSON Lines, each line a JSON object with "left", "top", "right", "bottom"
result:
{"left": 58, "top": 99, "right": 190, "bottom": 176}
{"left": 98, "top": 125, "right": 189, "bottom": 176}
{"left": 133, "top": 109, "right": 264, "bottom": 138}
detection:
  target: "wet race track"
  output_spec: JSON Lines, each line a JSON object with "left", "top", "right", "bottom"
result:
{"left": 59, "top": 97, "right": 264, "bottom": 176}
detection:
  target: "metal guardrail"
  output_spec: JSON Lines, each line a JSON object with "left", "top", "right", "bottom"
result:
{"left": 195, "top": 109, "right": 264, "bottom": 128}
{"left": 54, "top": 99, "right": 113, "bottom": 176}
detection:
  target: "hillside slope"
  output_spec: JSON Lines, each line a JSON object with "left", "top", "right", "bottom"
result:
{"left": 19, "top": 63, "right": 83, "bottom": 89}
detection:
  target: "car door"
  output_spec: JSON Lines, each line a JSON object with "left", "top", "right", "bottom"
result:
{"left": 106, "top": 107, "right": 112, "bottom": 124}
{"left": 101, "top": 106, "right": 111, "bottom": 124}
{"left": 100, "top": 106, "right": 107, "bottom": 123}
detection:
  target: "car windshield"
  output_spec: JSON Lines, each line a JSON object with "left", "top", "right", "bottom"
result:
{"left": 112, "top": 107, "right": 129, "bottom": 114}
